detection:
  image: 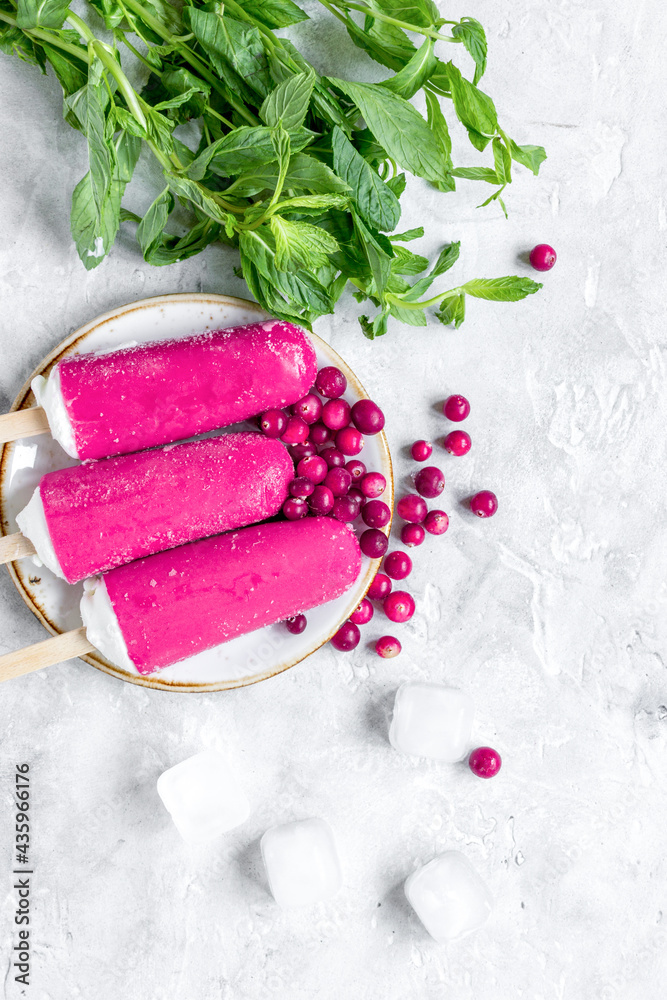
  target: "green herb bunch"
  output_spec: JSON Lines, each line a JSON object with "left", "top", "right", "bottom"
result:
{"left": 0, "top": 0, "right": 546, "bottom": 337}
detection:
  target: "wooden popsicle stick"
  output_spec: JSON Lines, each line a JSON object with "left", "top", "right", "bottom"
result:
{"left": 0, "top": 627, "right": 95, "bottom": 683}
{"left": 0, "top": 532, "right": 36, "bottom": 565}
{"left": 0, "top": 407, "right": 50, "bottom": 445}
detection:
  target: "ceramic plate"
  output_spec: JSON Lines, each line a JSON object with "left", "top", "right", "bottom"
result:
{"left": 0, "top": 294, "right": 393, "bottom": 691}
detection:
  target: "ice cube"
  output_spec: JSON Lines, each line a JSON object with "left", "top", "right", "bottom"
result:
{"left": 389, "top": 681, "right": 474, "bottom": 761}
{"left": 261, "top": 818, "right": 342, "bottom": 907}
{"left": 405, "top": 851, "right": 493, "bottom": 942}
{"left": 157, "top": 749, "right": 250, "bottom": 845}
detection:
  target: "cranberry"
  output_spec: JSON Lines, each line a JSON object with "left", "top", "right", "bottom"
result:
{"left": 444, "top": 430, "right": 471, "bottom": 456}
{"left": 367, "top": 572, "right": 392, "bottom": 600}
{"left": 260, "top": 408, "right": 288, "bottom": 438}
{"left": 330, "top": 620, "right": 360, "bottom": 651}
{"left": 322, "top": 447, "right": 345, "bottom": 469}
{"left": 308, "top": 485, "right": 335, "bottom": 515}
{"left": 289, "top": 441, "right": 316, "bottom": 462}
{"left": 322, "top": 398, "right": 351, "bottom": 430}
{"left": 351, "top": 399, "right": 385, "bottom": 435}
{"left": 289, "top": 476, "right": 315, "bottom": 498}
{"left": 281, "top": 415, "right": 309, "bottom": 445}
{"left": 309, "top": 421, "right": 333, "bottom": 446}
{"left": 424, "top": 510, "right": 449, "bottom": 535}
{"left": 336, "top": 426, "right": 364, "bottom": 455}
{"left": 443, "top": 395, "right": 470, "bottom": 421}
{"left": 360, "top": 472, "right": 386, "bottom": 498}
{"left": 283, "top": 497, "right": 308, "bottom": 520}
{"left": 401, "top": 523, "right": 425, "bottom": 547}
{"left": 285, "top": 614, "right": 307, "bottom": 634}
{"left": 384, "top": 550, "right": 412, "bottom": 580}
{"left": 297, "top": 454, "right": 328, "bottom": 483}
{"left": 470, "top": 490, "right": 498, "bottom": 518}
{"left": 291, "top": 392, "right": 322, "bottom": 424}
{"left": 468, "top": 746, "right": 502, "bottom": 779}
{"left": 411, "top": 439, "right": 433, "bottom": 462}
{"left": 360, "top": 528, "right": 389, "bottom": 559}
{"left": 346, "top": 459, "right": 366, "bottom": 481}
{"left": 362, "top": 499, "right": 391, "bottom": 528}
{"left": 331, "top": 496, "right": 359, "bottom": 521}
{"left": 349, "top": 598, "right": 373, "bottom": 625}
{"left": 384, "top": 591, "right": 415, "bottom": 623}
{"left": 316, "top": 366, "right": 347, "bottom": 399}
{"left": 529, "top": 243, "right": 557, "bottom": 272}
{"left": 324, "top": 466, "right": 352, "bottom": 496}
{"left": 348, "top": 487, "right": 364, "bottom": 506}
{"left": 415, "top": 466, "right": 445, "bottom": 499}
{"left": 396, "top": 494, "right": 427, "bottom": 523}
{"left": 375, "top": 635, "right": 401, "bottom": 658}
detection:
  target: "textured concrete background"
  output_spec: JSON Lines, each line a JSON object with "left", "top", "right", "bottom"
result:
{"left": 1, "top": 0, "right": 666, "bottom": 997}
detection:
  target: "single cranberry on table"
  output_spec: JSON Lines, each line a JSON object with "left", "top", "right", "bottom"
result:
{"left": 351, "top": 399, "right": 385, "bottom": 435}
{"left": 360, "top": 528, "right": 389, "bottom": 559}
{"left": 316, "top": 366, "right": 347, "bottom": 399}
{"left": 443, "top": 394, "right": 470, "bottom": 422}
{"left": 285, "top": 614, "right": 307, "bottom": 635}
{"left": 468, "top": 746, "right": 502, "bottom": 779}
{"left": 322, "top": 447, "right": 345, "bottom": 469}
{"left": 325, "top": 466, "right": 353, "bottom": 496}
{"left": 375, "top": 635, "right": 401, "bottom": 658}
{"left": 322, "top": 398, "right": 351, "bottom": 430}
{"left": 309, "top": 421, "right": 333, "bottom": 446}
{"left": 360, "top": 471, "right": 386, "bottom": 498}
{"left": 367, "top": 572, "right": 392, "bottom": 600}
{"left": 259, "top": 408, "right": 288, "bottom": 438}
{"left": 401, "top": 523, "right": 425, "bottom": 547}
{"left": 308, "top": 485, "right": 335, "bottom": 515}
{"left": 444, "top": 430, "right": 471, "bottom": 456}
{"left": 330, "top": 620, "right": 360, "bottom": 651}
{"left": 336, "top": 426, "right": 364, "bottom": 455}
{"left": 331, "top": 496, "right": 358, "bottom": 522}
{"left": 346, "top": 459, "right": 366, "bottom": 481}
{"left": 291, "top": 393, "right": 322, "bottom": 424}
{"left": 529, "top": 243, "right": 557, "bottom": 272}
{"left": 289, "top": 441, "right": 316, "bottom": 462}
{"left": 350, "top": 598, "right": 374, "bottom": 625}
{"left": 297, "top": 454, "right": 328, "bottom": 484}
{"left": 283, "top": 497, "right": 308, "bottom": 520}
{"left": 281, "top": 415, "right": 309, "bottom": 446}
{"left": 415, "top": 465, "right": 445, "bottom": 499}
{"left": 289, "top": 476, "right": 315, "bottom": 498}
{"left": 384, "top": 591, "right": 415, "bottom": 623}
{"left": 384, "top": 550, "right": 412, "bottom": 580}
{"left": 411, "top": 439, "right": 433, "bottom": 462}
{"left": 424, "top": 510, "right": 449, "bottom": 535}
{"left": 470, "top": 490, "right": 498, "bottom": 518}
{"left": 396, "top": 494, "right": 427, "bottom": 523}
{"left": 362, "top": 500, "right": 391, "bottom": 528}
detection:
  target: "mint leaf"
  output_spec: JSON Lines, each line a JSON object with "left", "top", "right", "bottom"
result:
{"left": 379, "top": 38, "right": 437, "bottom": 100}
{"left": 451, "top": 166, "right": 499, "bottom": 182}
{"left": 389, "top": 302, "right": 427, "bottom": 326}
{"left": 452, "top": 17, "right": 487, "bottom": 85}
{"left": 401, "top": 240, "right": 460, "bottom": 301}
{"left": 184, "top": 8, "right": 271, "bottom": 98}
{"left": 436, "top": 293, "right": 466, "bottom": 327}
{"left": 331, "top": 126, "right": 400, "bottom": 232}
{"left": 445, "top": 61, "right": 497, "bottom": 138}
{"left": 389, "top": 227, "right": 424, "bottom": 242}
{"left": 242, "top": 0, "right": 309, "bottom": 29}
{"left": 460, "top": 276, "right": 542, "bottom": 301}
{"left": 261, "top": 71, "right": 315, "bottom": 130}
{"left": 137, "top": 187, "right": 174, "bottom": 260}
{"left": 367, "top": 0, "right": 439, "bottom": 30}
{"left": 270, "top": 216, "right": 338, "bottom": 271}
{"left": 390, "top": 245, "right": 429, "bottom": 275}
{"left": 16, "top": 0, "right": 69, "bottom": 29}
{"left": 506, "top": 138, "right": 547, "bottom": 176}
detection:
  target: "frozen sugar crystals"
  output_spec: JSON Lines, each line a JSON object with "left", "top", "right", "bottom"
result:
{"left": 261, "top": 818, "right": 342, "bottom": 907}
{"left": 389, "top": 682, "right": 474, "bottom": 761}
{"left": 157, "top": 749, "right": 250, "bottom": 844}
{"left": 405, "top": 851, "right": 493, "bottom": 942}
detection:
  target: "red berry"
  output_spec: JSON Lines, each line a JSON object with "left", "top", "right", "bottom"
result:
{"left": 285, "top": 614, "right": 307, "bottom": 634}
{"left": 384, "top": 591, "right": 415, "bottom": 623}
{"left": 260, "top": 408, "right": 288, "bottom": 438}
{"left": 283, "top": 497, "right": 308, "bottom": 520}
{"left": 443, "top": 430, "right": 471, "bottom": 456}
{"left": 424, "top": 510, "right": 449, "bottom": 535}
{"left": 297, "top": 455, "right": 328, "bottom": 483}
{"left": 470, "top": 490, "right": 498, "bottom": 518}
{"left": 367, "top": 573, "right": 392, "bottom": 600}
{"left": 375, "top": 635, "right": 401, "bottom": 658}
{"left": 316, "top": 366, "right": 347, "bottom": 399}
{"left": 360, "top": 472, "right": 386, "bottom": 498}
{"left": 309, "top": 422, "right": 333, "bottom": 446}
{"left": 415, "top": 466, "right": 445, "bottom": 499}
{"left": 411, "top": 439, "right": 432, "bottom": 462}
{"left": 289, "top": 441, "right": 316, "bottom": 462}
{"left": 281, "top": 415, "right": 309, "bottom": 445}
{"left": 360, "top": 528, "right": 389, "bottom": 559}
{"left": 362, "top": 499, "right": 391, "bottom": 528}
{"left": 336, "top": 426, "right": 364, "bottom": 455}
{"left": 324, "top": 466, "right": 353, "bottom": 496}
{"left": 289, "top": 477, "right": 315, "bottom": 498}
{"left": 384, "top": 550, "right": 412, "bottom": 580}
{"left": 345, "top": 459, "right": 366, "bottom": 481}
{"left": 349, "top": 598, "right": 373, "bottom": 625}
{"left": 396, "top": 494, "right": 427, "bottom": 523}
{"left": 529, "top": 244, "right": 557, "bottom": 272}
{"left": 331, "top": 496, "right": 359, "bottom": 522}
{"left": 401, "top": 523, "right": 425, "bottom": 547}
{"left": 347, "top": 487, "right": 364, "bottom": 511}
{"left": 331, "top": 621, "right": 360, "bottom": 651}
{"left": 322, "top": 447, "right": 345, "bottom": 469}
{"left": 468, "top": 746, "right": 502, "bottom": 779}
{"left": 351, "top": 399, "right": 385, "bottom": 435}
{"left": 443, "top": 395, "right": 470, "bottom": 422}
{"left": 322, "top": 398, "right": 351, "bottom": 431}
{"left": 291, "top": 393, "right": 322, "bottom": 424}
{"left": 308, "top": 485, "right": 335, "bottom": 515}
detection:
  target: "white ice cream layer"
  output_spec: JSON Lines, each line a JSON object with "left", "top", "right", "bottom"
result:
{"left": 80, "top": 577, "right": 136, "bottom": 673}
{"left": 31, "top": 366, "right": 79, "bottom": 458}
{"left": 15, "top": 487, "right": 65, "bottom": 579}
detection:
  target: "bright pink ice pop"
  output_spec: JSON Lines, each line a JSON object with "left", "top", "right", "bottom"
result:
{"left": 16, "top": 433, "right": 293, "bottom": 584}
{"left": 81, "top": 518, "right": 362, "bottom": 674}
{"left": 32, "top": 320, "right": 317, "bottom": 460}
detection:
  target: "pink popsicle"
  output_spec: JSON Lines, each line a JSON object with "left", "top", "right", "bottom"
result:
{"left": 101, "top": 518, "right": 362, "bottom": 674}
{"left": 40, "top": 433, "right": 293, "bottom": 583}
{"left": 56, "top": 320, "right": 317, "bottom": 460}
